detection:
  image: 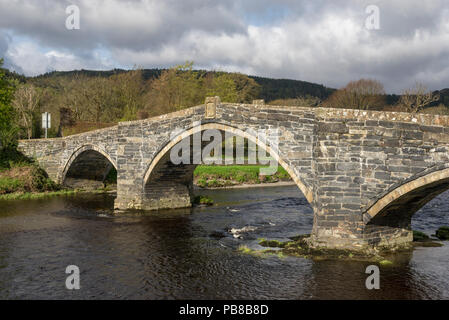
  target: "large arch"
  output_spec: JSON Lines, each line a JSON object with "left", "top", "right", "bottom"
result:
{"left": 61, "top": 145, "right": 117, "bottom": 189}
{"left": 364, "top": 167, "right": 449, "bottom": 227}
{"left": 142, "top": 122, "right": 313, "bottom": 210}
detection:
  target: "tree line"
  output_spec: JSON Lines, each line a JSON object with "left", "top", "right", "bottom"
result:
{"left": 1, "top": 58, "right": 449, "bottom": 147}
{"left": 322, "top": 79, "right": 444, "bottom": 114}
{"left": 4, "top": 61, "right": 262, "bottom": 139}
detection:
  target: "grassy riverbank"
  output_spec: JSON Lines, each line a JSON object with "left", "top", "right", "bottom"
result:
{"left": 0, "top": 148, "right": 62, "bottom": 199}
{"left": 193, "top": 165, "right": 292, "bottom": 188}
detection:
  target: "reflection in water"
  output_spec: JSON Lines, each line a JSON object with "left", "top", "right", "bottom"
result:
{"left": 0, "top": 186, "right": 448, "bottom": 299}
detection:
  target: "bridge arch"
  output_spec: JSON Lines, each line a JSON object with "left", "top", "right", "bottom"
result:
{"left": 142, "top": 122, "right": 313, "bottom": 210}
{"left": 61, "top": 145, "right": 117, "bottom": 188}
{"left": 364, "top": 167, "right": 449, "bottom": 227}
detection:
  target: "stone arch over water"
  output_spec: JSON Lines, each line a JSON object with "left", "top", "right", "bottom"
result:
{"left": 141, "top": 122, "right": 312, "bottom": 210}
{"left": 62, "top": 145, "right": 117, "bottom": 189}
{"left": 361, "top": 167, "right": 449, "bottom": 246}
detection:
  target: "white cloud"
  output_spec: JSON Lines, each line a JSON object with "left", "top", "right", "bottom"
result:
{"left": 5, "top": 39, "right": 115, "bottom": 76}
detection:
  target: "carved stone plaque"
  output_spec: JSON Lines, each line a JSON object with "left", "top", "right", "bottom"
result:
{"left": 205, "top": 96, "right": 220, "bottom": 119}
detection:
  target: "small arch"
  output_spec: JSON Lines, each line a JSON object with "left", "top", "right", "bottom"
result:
{"left": 142, "top": 122, "right": 313, "bottom": 203}
{"left": 365, "top": 167, "right": 449, "bottom": 225}
{"left": 61, "top": 145, "right": 117, "bottom": 187}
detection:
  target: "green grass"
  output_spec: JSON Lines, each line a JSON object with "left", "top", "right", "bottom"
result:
{"left": 193, "top": 165, "right": 291, "bottom": 187}
{"left": 0, "top": 177, "right": 24, "bottom": 193}
{"left": 0, "top": 147, "right": 34, "bottom": 172}
{"left": 0, "top": 189, "right": 78, "bottom": 200}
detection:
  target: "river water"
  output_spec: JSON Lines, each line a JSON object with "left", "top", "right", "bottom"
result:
{"left": 0, "top": 185, "right": 448, "bottom": 299}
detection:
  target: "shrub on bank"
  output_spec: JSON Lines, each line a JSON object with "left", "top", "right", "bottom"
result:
{"left": 436, "top": 226, "right": 449, "bottom": 240}
{"left": 413, "top": 230, "right": 430, "bottom": 242}
{"left": 0, "top": 148, "right": 60, "bottom": 195}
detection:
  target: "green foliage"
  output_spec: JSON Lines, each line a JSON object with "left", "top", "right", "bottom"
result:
{"left": 0, "top": 147, "right": 32, "bottom": 170}
{"left": 30, "top": 165, "right": 59, "bottom": 191}
{"left": 436, "top": 226, "right": 449, "bottom": 240}
{"left": 0, "top": 163, "right": 59, "bottom": 195}
{"left": 0, "top": 58, "right": 18, "bottom": 149}
{"left": 413, "top": 230, "right": 429, "bottom": 242}
{"left": 205, "top": 73, "right": 238, "bottom": 102}
{"left": 258, "top": 238, "right": 285, "bottom": 248}
{"left": 0, "top": 177, "right": 24, "bottom": 193}
{"left": 104, "top": 167, "right": 117, "bottom": 185}
{"left": 0, "top": 148, "right": 59, "bottom": 195}
{"left": 193, "top": 195, "right": 214, "bottom": 206}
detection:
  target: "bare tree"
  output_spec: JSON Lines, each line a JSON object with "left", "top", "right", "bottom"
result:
{"left": 13, "top": 84, "right": 41, "bottom": 139}
{"left": 399, "top": 83, "right": 440, "bottom": 114}
{"left": 324, "top": 79, "right": 386, "bottom": 110}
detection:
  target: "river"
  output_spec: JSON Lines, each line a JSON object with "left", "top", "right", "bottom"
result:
{"left": 0, "top": 185, "right": 448, "bottom": 299}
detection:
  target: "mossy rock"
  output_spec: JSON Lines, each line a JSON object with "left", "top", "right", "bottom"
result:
{"left": 379, "top": 259, "right": 393, "bottom": 266}
{"left": 413, "top": 230, "right": 429, "bottom": 242}
{"left": 193, "top": 195, "right": 214, "bottom": 206}
{"left": 258, "top": 239, "right": 285, "bottom": 248}
{"left": 288, "top": 234, "right": 310, "bottom": 241}
{"left": 436, "top": 226, "right": 449, "bottom": 240}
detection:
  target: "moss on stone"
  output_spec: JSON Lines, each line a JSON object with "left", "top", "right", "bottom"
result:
{"left": 436, "top": 226, "right": 449, "bottom": 240}
{"left": 258, "top": 238, "right": 285, "bottom": 248}
{"left": 258, "top": 235, "right": 381, "bottom": 261}
{"left": 379, "top": 259, "right": 393, "bottom": 266}
{"left": 413, "top": 230, "right": 430, "bottom": 242}
{"left": 193, "top": 195, "right": 214, "bottom": 206}
{"left": 238, "top": 245, "right": 271, "bottom": 258}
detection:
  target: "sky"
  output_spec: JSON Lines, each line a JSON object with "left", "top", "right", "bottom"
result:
{"left": 1, "top": 0, "right": 448, "bottom": 93}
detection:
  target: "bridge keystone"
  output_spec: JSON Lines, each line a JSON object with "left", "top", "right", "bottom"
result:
{"left": 205, "top": 96, "right": 220, "bottom": 119}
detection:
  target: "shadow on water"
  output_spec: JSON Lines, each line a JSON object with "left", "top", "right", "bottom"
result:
{"left": 0, "top": 185, "right": 448, "bottom": 299}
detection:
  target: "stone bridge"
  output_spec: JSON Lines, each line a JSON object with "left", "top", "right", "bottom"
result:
{"left": 18, "top": 98, "right": 449, "bottom": 251}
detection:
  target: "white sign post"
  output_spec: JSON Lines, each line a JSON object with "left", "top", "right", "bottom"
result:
{"left": 42, "top": 112, "right": 51, "bottom": 138}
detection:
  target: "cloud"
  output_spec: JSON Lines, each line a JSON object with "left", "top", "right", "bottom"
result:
{"left": 1, "top": 0, "right": 449, "bottom": 92}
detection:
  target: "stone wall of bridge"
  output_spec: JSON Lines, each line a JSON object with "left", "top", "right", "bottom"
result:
{"left": 113, "top": 102, "right": 317, "bottom": 210}
{"left": 18, "top": 126, "right": 119, "bottom": 184}
{"left": 311, "top": 108, "right": 449, "bottom": 249}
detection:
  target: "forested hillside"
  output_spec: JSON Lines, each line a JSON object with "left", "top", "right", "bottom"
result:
{"left": 34, "top": 69, "right": 335, "bottom": 102}
{"left": 2, "top": 60, "right": 449, "bottom": 140}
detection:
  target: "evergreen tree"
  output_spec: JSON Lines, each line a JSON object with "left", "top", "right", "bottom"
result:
{"left": 0, "top": 59, "right": 18, "bottom": 149}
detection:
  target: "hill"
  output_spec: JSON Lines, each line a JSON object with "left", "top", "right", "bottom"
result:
{"left": 32, "top": 69, "right": 336, "bottom": 102}
{"left": 32, "top": 69, "right": 449, "bottom": 106}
